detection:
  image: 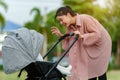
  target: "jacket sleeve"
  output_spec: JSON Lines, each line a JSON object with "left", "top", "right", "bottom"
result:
{"left": 82, "top": 16, "right": 101, "bottom": 46}
{"left": 62, "top": 37, "right": 69, "bottom": 50}
{"left": 61, "top": 29, "right": 70, "bottom": 50}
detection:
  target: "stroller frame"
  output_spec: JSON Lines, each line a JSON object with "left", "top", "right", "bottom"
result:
{"left": 18, "top": 33, "right": 79, "bottom": 80}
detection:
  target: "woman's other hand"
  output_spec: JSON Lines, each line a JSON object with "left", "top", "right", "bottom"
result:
{"left": 51, "top": 26, "right": 63, "bottom": 37}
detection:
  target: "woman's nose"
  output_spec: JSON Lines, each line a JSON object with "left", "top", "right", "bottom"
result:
{"left": 60, "top": 21, "right": 63, "bottom": 25}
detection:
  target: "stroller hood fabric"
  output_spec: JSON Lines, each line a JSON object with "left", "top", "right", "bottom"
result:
{"left": 2, "top": 28, "right": 44, "bottom": 74}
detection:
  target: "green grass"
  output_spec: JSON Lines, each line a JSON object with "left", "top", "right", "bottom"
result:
{"left": 107, "top": 70, "right": 120, "bottom": 80}
{"left": 0, "top": 70, "right": 120, "bottom": 80}
{"left": 0, "top": 70, "right": 27, "bottom": 80}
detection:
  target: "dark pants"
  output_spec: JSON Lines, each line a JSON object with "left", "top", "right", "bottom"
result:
{"left": 89, "top": 73, "right": 107, "bottom": 80}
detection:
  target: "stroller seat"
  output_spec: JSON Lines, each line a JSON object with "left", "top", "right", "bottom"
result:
{"left": 23, "top": 61, "right": 66, "bottom": 80}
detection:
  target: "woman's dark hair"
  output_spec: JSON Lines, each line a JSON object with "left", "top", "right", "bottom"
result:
{"left": 55, "top": 6, "right": 76, "bottom": 19}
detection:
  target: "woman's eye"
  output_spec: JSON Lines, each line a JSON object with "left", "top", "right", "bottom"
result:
{"left": 59, "top": 19, "right": 63, "bottom": 22}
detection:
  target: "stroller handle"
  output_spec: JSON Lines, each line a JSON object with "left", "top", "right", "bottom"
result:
{"left": 43, "top": 33, "right": 74, "bottom": 59}
{"left": 58, "top": 33, "right": 74, "bottom": 41}
{"left": 44, "top": 34, "right": 79, "bottom": 79}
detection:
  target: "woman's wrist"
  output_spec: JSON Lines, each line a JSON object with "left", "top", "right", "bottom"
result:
{"left": 59, "top": 33, "right": 64, "bottom": 37}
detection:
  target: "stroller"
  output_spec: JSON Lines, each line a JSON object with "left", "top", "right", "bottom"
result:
{"left": 2, "top": 28, "right": 79, "bottom": 80}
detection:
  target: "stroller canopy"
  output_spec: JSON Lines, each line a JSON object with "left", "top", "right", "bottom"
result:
{"left": 2, "top": 28, "right": 44, "bottom": 74}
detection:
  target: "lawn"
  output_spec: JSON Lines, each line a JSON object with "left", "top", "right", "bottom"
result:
{"left": 107, "top": 70, "right": 120, "bottom": 80}
{"left": 0, "top": 70, "right": 27, "bottom": 80}
{"left": 0, "top": 70, "right": 120, "bottom": 80}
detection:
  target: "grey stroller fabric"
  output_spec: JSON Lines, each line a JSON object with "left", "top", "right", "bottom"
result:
{"left": 2, "top": 28, "right": 44, "bottom": 74}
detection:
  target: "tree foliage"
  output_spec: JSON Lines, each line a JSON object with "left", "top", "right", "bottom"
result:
{"left": 24, "top": 7, "right": 44, "bottom": 32}
{"left": 110, "top": 0, "right": 120, "bottom": 40}
{"left": 63, "top": 0, "right": 96, "bottom": 14}
{"left": 107, "top": 0, "right": 120, "bottom": 67}
{"left": 0, "top": 0, "right": 7, "bottom": 32}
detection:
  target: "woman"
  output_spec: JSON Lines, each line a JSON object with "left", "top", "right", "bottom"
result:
{"left": 51, "top": 6, "right": 112, "bottom": 80}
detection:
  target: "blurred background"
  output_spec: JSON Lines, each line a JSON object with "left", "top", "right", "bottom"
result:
{"left": 0, "top": 0, "right": 120, "bottom": 80}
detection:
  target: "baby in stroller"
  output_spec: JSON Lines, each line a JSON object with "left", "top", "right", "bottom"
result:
{"left": 2, "top": 28, "right": 71, "bottom": 80}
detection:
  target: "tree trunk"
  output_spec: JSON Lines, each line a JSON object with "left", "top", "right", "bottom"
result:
{"left": 42, "top": 30, "right": 47, "bottom": 60}
{"left": 115, "top": 38, "right": 120, "bottom": 67}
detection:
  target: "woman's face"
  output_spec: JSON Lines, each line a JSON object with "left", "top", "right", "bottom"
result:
{"left": 56, "top": 13, "right": 72, "bottom": 28}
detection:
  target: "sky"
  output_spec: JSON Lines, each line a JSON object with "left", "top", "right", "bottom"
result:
{"left": 96, "top": 0, "right": 106, "bottom": 7}
{"left": 0, "top": 0, "right": 106, "bottom": 26}
{"left": 0, "top": 0, "right": 63, "bottom": 26}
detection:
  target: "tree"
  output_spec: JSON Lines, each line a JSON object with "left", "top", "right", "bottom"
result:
{"left": 24, "top": 7, "right": 43, "bottom": 31}
{"left": 0, "top": 0, "right": 7, "bottom": 32}
{"left": 107, "top": 0, "right": 120, "bottom": 67}
{"left": 63, "top": 0, "right": 96, "bottom": 14}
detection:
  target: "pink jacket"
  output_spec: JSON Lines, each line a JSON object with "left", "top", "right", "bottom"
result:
{"left": 62, "top": 14, "right": 112, "bottom": 80}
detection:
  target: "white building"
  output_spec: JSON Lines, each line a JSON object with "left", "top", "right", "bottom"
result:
{"left": 0, "top": 33, "right": 7, "bottom": 65}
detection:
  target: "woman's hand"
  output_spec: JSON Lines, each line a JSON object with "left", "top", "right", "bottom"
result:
{"left": 51, "top": 26, "right": 63, "bottom": 37}
{"left": 73, "top": 30, "right": 83, "bottom": 38}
